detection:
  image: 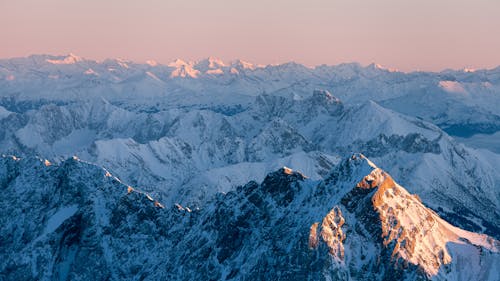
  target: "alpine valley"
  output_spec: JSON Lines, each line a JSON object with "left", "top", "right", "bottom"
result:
{"left": 0, "top": 54, "right": 499, "bottom": 280}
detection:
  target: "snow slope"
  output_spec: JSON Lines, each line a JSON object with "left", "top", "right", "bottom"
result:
{"left": 0, "top": 154, "right": 497, "bottom": 280}
{"left": 0, "top": 86, "right": 498, "bottom": 238}
{"left": 1, "top": 55, "right": 499, "bottom": 138}
{"left": 1, "top": 55, "right": 499, "bottom": 244}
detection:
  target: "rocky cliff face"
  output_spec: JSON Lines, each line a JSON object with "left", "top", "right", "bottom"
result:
{"left": 1, "top": 90, "right": 498, "bottom": 240}
{"left": 1, "top": 56, "right": 500, "bottom": 228}
{"left": 1, "top": 154, "right": 497, "bottom": 281}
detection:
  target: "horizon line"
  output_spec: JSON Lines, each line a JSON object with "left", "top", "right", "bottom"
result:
{"left": 2, "top": 53, "right": 500, "bottom": 74}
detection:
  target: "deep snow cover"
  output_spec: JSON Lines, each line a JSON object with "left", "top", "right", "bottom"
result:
{"left": 0, "top": 154, "right": 498, "bottom": 280}
{"left": 1, "top": 55, "right": 500, "bottom": 280}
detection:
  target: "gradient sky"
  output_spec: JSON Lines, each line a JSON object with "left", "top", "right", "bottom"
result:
{"left": 1, "top": 0, "right": 499, "bottom": 71}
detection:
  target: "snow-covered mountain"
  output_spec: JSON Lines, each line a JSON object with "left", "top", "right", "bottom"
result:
{"left": 1, "top": 54, "right": 500, "bottom": 279}
{"left": 0, "top": 154, "right": 497, "bottom": 280}
{"left": 0, "top": 85, "right": 498, "bottom": 239}
{"left": 1, "top": 54, "right": 499, "bottom": 141}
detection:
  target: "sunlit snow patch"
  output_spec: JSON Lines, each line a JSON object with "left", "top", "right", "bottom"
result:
{"left": 46, "top": 53, "right": 82, "bottom": 65}
{"left": 84, "top": 68, "right": 99, "bottom": 76}
{"left": 439, "top": 81, "right": 467, "bottom": 94}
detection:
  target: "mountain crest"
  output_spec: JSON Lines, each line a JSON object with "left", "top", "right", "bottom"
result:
{"left": 259, "top": 166, "right": 307, "bottom": 205}
{"left": 45, "top": 53, "right": 83, "bottom": 65}
{"left": 0, "top": 154, "right": 498, "bottom": 280}
{"left": 311, "top": 89, "right": 342, "bottom": 104}
{"left": 168, "top": 59, "right": 200, "bottom": 78}
{"left": 195, "top": 56, "right": 226, "bottom": 70}
{"left": 334, "top": 153, "right": 499, "bottom": 277}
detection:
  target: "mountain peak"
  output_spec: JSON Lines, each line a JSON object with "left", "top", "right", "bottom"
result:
{"left": 366, "top": 62, "right": 399, "bottom": 73}
{"left": 231, "top": 59, "right": 256, "bottom": 70}
{"left": 349, "top": 152, "right": 377, "bottom": 168}
{"left": 337, "top": 154, "right": 500, "bottom": 277}
{"left": 45, "top": 53, "right": 83, "bottom": 65}
{"left": 168, "top": 58, "right": 189, "bottom": 67}
{"left": 168, "top": 59, "right": 200, "bottom": 78}
{"left": 201, "top": 56, "right": 226, "bottom": 68}
{"left": 194, "top": 57, "right": 226, "bottom": 74}
{"left": 145, "top": 59, "right": 158, "bottom": 66}
{"left": 257, "top": 166, "right": 307, "bottom": 205}
{"left": 311, "top": 89, "right": 342, "bottom": 105}
{"left": 1, "top": 152, "right": 498, "bottom": 280}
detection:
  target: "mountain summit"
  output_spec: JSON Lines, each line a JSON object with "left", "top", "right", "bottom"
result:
{"left": 0, "top": 154, "right": 497, "bottom": 280}
{"left": 334, "top": 154, "right": 499, "bottom": 279}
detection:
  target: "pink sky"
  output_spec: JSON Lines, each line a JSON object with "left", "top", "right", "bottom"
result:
{"left": 1, "top": 0, "right": 499, "bottom": 71}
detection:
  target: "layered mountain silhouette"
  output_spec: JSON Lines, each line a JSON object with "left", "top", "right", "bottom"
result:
{"left": 0, "top": 154, "right": 497, "bottom": 280}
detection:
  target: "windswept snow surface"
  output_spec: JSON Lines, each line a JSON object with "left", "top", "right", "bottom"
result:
{"left": 5, "top": 53, "right": 500, "bottom": 281}
{"left": 0, "top": 55, "right": 499, "bottom": 240}
{"left": 0, "top": 154, "right": 498, "bottom": 280}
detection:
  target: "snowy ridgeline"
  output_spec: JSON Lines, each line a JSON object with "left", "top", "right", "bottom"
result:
{"left": 0, "top": 85, "right": 498, "bottom": 239}
{"left": 0, "top": 154, "right": 498, "bottom": 281}
{"left": 1, "top": 54, "right": 500, "bottom": 138}
{"left": 0, "top": 55, "right": 499, "bottom": 280}
{"left": 0, "top": 55, "right": 499, "bottom": 235}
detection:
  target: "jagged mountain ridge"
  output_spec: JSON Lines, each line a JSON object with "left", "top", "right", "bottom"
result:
{"left": 1, "top": 54, "right": 500, "bottom": 139}
{"left": 0, "top": 154, "right": 497, "bottom": 280}
{"left": 1, "top": 54, "right": 500, "bottom": 281}
{"left": 0, "top": 87, "right": 498, "bottom": 239}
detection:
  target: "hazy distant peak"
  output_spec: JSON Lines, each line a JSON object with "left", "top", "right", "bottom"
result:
{"left": 45, "top": 53, "right": 83, "bottom": 65}
{"left": 168, "top": 58, "right": 190, "bottom": 67}
{"left": 366, "top": 62, "right": 400, "bottom": 73}
{"left": 200, "top": 56, "right": 226, "bottom": 67}
{"left": 168, "top": 59, "right": 200, "bottom": 78}
{"left": 230, "top": 59, "right": 257, "bottom": 70}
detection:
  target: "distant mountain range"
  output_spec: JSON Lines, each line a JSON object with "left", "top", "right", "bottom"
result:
{"left": 0, "top": 54, "right": 499, "bottom": 280}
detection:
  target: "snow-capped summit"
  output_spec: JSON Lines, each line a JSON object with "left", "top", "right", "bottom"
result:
{"left": 230, "top": 58, "right": 257, "bottom": 70}
{"left": 168, "top": 58, "right": 189, "bottom": 68}
{"left": 1, "top": 154, "right": 496, "bottom": 280}
{"left": 340, "top": 153, "right": 499, "bottom": 277}
{"left": 1, "top": 53, "right": 500, "bottom": 280}
{"left": 311, "top": 89, "right": 342, "bottom": 105}
{"left": 195, "top": 56, "right": 226, "bottom": 70}
{"left": 168, "top": 59, "right": 200, "bottom": 78}
{"left": 145, "top": 59, "right": 158, "bottom": 66}
{"left": 45, "top": 53, "right": 83, "bottom": 65}
{"left": 366, "top": 62, "right": 400, "bottom": 73}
